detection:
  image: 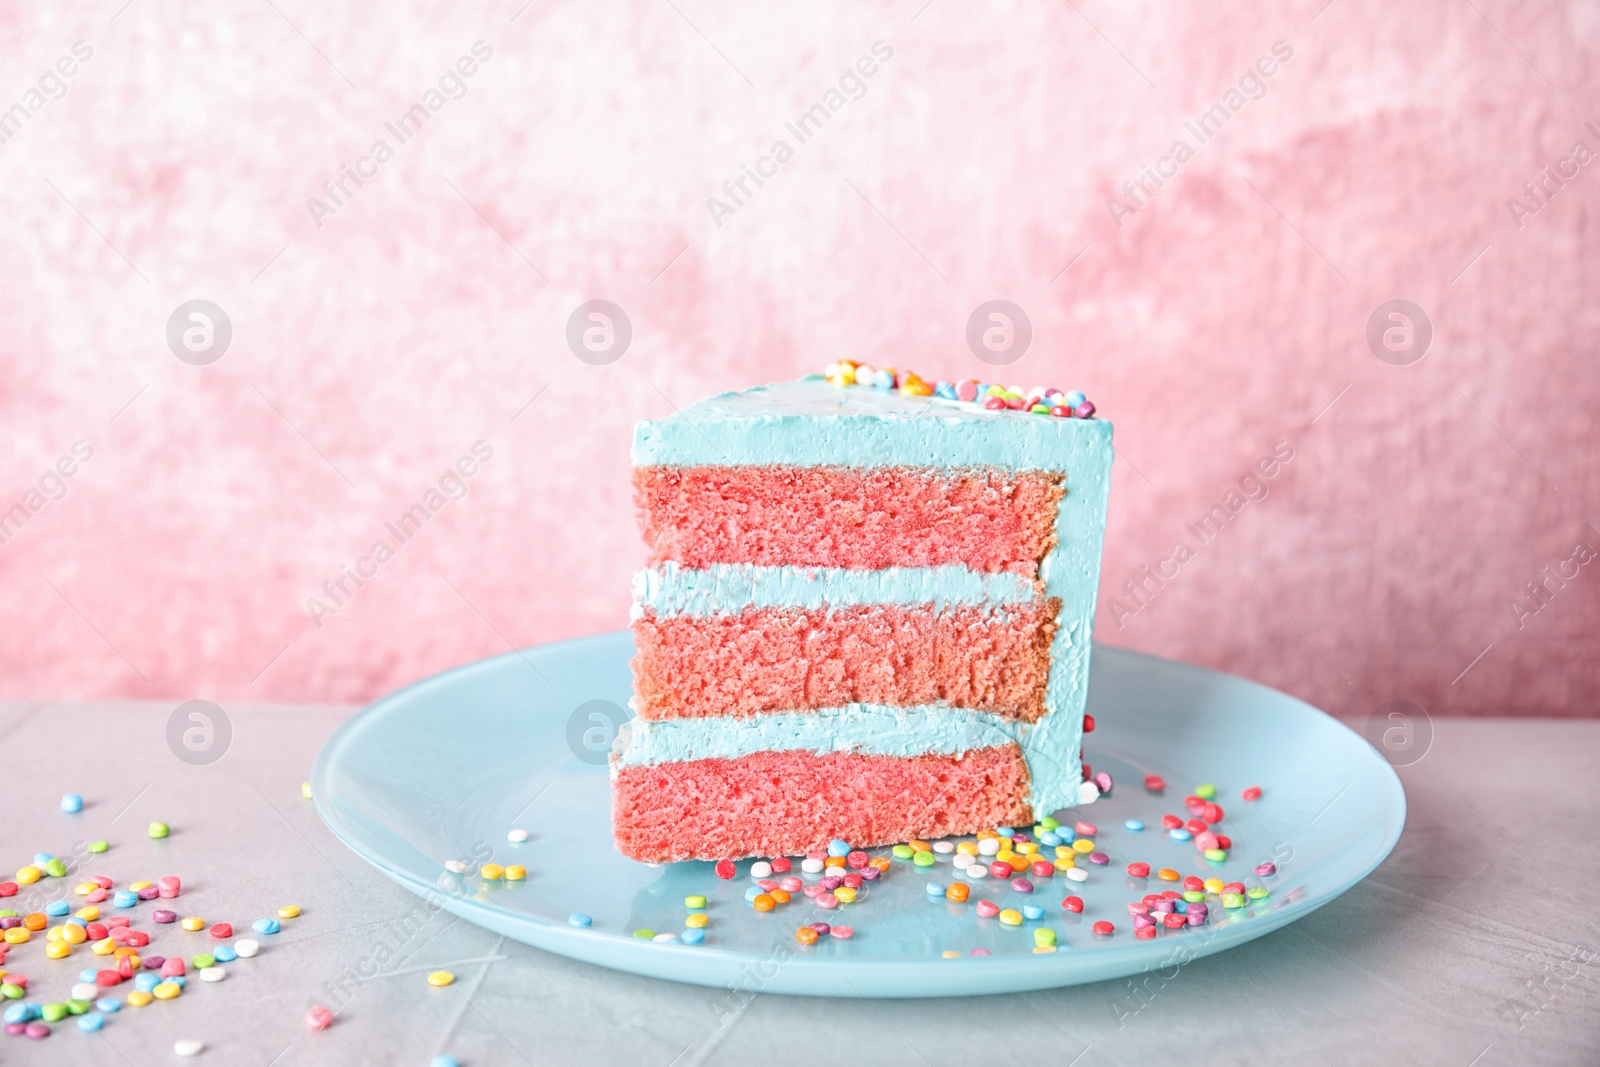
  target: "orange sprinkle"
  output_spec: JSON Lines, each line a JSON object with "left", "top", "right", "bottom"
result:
{"left": 795, "top": 927, "right": 819, "bottom": 945}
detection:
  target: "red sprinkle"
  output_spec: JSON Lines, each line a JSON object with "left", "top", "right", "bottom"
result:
{"left": 1063, "top": 896, "right": 1084, "bottom": 913}
{"left": 1216, "top": 835, "right": 1233, "bottom": 850}
{"left": 1083, "top": 714, "right": 1095, "bottom": 733}
{"left": 1092, "top": 920, "right": 1115, "bottom": 936}
{"left": 1182, "top": 876, "right": 1205, "bottom": 892}
{"left": 210, "top": 923, "right": 232, "bottom": 939}
{"left": 1144, "top": 775, "right": 1166, "bottom": 792}
{"left": 770, "top": 857, "right": 791, "bottom": 874}
{"left": 714, "top": 860, "right": 736, "bottom": 880}
{"left": 1242, "top": 786, "right": 1263, "bottom": 800}
{"left": 1223, "top": 882, "right": 1246, "bottom": 895}
{"left": 1162, "top": 912, "right": 1188, "bottom": 929}
{"left": 1126, "top": 862, "right": 1151, "bottom": 878}
{"left": 1135, "top": 926, "right": 1157, "bottom": 940}
{"left": 0, "top": 882, "right": 16, "bottom": 897}
{"left": 1203, "top": 802, "right": 1225, "bottom": 824}
{"left": 1184, "top": 818, "right": 1208, "bottom": 834}
{"left": 1161, "top": 814, "right": 1183, "bottom": 830}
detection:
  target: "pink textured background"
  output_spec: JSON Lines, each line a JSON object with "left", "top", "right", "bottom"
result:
{"left": 2, "top": 1, "right": 1596, "bottom": 718}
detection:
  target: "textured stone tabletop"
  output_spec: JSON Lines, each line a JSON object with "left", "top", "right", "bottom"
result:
{"left": 0, "top": 700, "right": 1595, "bottom": 1066}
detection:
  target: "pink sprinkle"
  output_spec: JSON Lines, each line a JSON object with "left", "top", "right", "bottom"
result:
{"left": 969, "top": 947, "right": 991, "bottom": 956}
{"left": 831, "top": 925, "right": 854, "bottom": 939}
{"left": 1073, "top": 821, "right": 1097, "bottom": 836}
{"left": 976, "top": 900, "right": 1000, "bottom": 918}
{"left": 305, "top": 1005, "right": 334, "bottom": 1031}
{"left": 816, "top": 893, "right": 839, "bottom": 910}
{"left": 1254, "top": 861, "right": 1277, "bottom": 877}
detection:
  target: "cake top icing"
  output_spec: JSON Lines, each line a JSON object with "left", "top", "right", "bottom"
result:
{"left": 632, "top": 375, "right": 1110, "bottom": 468}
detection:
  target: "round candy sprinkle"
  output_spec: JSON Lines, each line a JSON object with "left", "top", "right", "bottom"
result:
{"left": 86, "top": 841, "right": 108, "bottom": 854}
{"left": 794, "top": 927, "right": 818, "bottom": 945}
{"left": 1255, "top": 861, "right": 1277, "bottom": 877}
{"left": 61, "top": 794, "right": 83, "bottom": 813}
{"left": 427, "top": 971, "right": 455, "bottom": 987}
{"left": 1034, "top": 927, "right": 1056, "bottom": 947}
{"left": 306, "top": 1004, "right": 334, "bottom": 1030}
{"left": 681, "top": 928, "right": 705, "bottom": 944}
{"left": 234, "top": 939, "right": 259, "bottom": 958}
{"left": 147, "top": 822, "right": 170, "bottom": 839}
{"left": 1065, "top": 867, "right": 1088, "bottom": 883}
{"left": 1126, "top": 862, "right": 1151, "bottom": 878}
{"left": 1144, "top": 775, "right": 1166, "bottom": 792}
{"left": 749, "top": 861, "right": 773, "bottom": 878}
{"left": 568, "top": 913, "right": 592, "bottom": 928}
{"left": 252, "top": 918, "right": 281, "bottom": 935}
{"left": 714, "top": 860, "right": 736, "bottom": 880}
{"left": 180, "top": 917, "right": 204, "bottom": 931}
{"left": 480, "top": 864, "right": 504, "bottom": 880}
{"left": 507, "top": 828, "right": 529, "bottom": 842}
{"left": 1243, "top": 785, "right": 1263, "bottom": 800}
{"left": 632, "top": 929, "right": 654, "bottom": 940}
{"left": 998, "top": 909, "right": 1023, "bottom": 926}
{"left": 1195, "top": 782, "right": 1217, "bottom": 799}
{"left": 975, "top": 900, "right": 1000, "bottom": 918}
{"left": 945, "top": 882, "right": 970, "bottom": 902}
{"left": 1092, "top": 920, "right": 1115, "bottom": 936}
{"left": 200, "top": 967, "right": 225, "bottom": 983}
{"left": 1022, "top": 904, "right": 1045, "bottom": 920}
{"left": 684, "top": 895, "right": 707, "bottom": 909}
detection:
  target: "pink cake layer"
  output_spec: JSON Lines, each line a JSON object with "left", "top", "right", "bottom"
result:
{"left": 635, "top": 465, "right": 1063, "bottom": 574}
{"left": 612, "top": 745, "right": 1033, "bottom": 861}
{"left": 632, "top": 600, "right": 1059, "bottom": 722}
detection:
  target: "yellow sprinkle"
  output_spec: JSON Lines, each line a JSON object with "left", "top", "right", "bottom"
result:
{"left": 125, "top": 990, "right": 153, "bottom": 1007}
{"left": 1033, "top": 945, "right": 1058, "bottom": 953}
{"left": 45, "top": 941, "right": 71, "bottom": 959}
{"left": 152, "top": 982, "right": 181, "bottom": 1000}
{"left": 976, "top": 830, "right": 997, "bottom": 840}
{"left": 834, "top": 886, "right": 857, "bottom": 903}
{"left": 15, "top": 867, "right": 41, "bottom": 885}
{"left": 1072, "top": 839, "right": 1095, "bottom": 854}
{"left": 75, "top": 907, "right": 100, "bottom": 921}
{"left": 480, "top": 864, "right": 504, "bottom": 880}
{"left": 503, "top": 866, "right": 526, "bottom": 881}
{"left": 956, "top": 841, "right": 979, "bottom": 856}
{"left": 92, "top": 938, "right": 116, "bottom": 955}
{"left": 127, "top": 881, "right": 152, "bottom": 891}
{"left": 1204, "top": 878, "right": 1225, "bottom": 894}
{"left": 3, "top": 929, "right": 30, "bottom": 945}
{"left": 685, "top": 914, "right": 709, "bottom": 929}
{"left": 73, "top": 883, "right": 97, "bottom": 896}
{"left": 1015, "top": 842, "right": 1039, "bottom": 856}
{"left": 180, "top": 917, "right": 206, "bottom": 932}
{"left": 426, "top": 971, "right": 455, "bottom": 987}
{"left": 46, "top": 927, "right": 63, "bottom": 942}
{"left": 60, "top": 924, "right": 87, "bottom": 945}
{"left": 998, "top": 909, "right": 1023, "bottom": 926}
{"left": 942, "top": 950, "right": 961, "bottom": 958}
{"left": 277, "top": 905, "right": 301, "bottom": 919}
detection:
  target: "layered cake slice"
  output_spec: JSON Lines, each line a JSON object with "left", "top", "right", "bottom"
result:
{"left": 611, "top": 367, "right": 1112, "bottom": 862}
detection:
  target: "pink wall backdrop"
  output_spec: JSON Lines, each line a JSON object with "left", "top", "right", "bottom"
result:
{"left": 2, "top": 1, "right": 1597, "bottom": 719}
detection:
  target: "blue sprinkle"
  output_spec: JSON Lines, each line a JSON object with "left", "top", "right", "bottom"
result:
{"left": 1039, "top": 832, "right": 1062, "bottom": 847}
{"left": 431, "top": 1057, "right": 460, "bottom": 1067}
{"left": 925, "top": 882, "right": 946, "bottom": 898}
{"left": 113, "top": 890, "right": 138, "bottom": 908}
{"left": 213, "top": 945, "right": 237, "bottom": 962}
{"left": 133, "top": 973, "right": 160, "bottom": 993}
{"left": 79, "top": 969, "right": 100, "bottom": 983}
{"left": 45, "top": 901, "right": 70, "bottom": 917}
{"left": 168, "top": 976, "right": 186, "bottom": 989}
{"left": 1174, "top": 900, "right": 1188, "bottom": 914}
{"left": 1022, "top": 904, "right": 1045, "bottom": 920}
{"left": 252, "top": 918, "right": 281, "bottom": 935}
{"left": 1064, "top": 391, "right": 1086, "bottom": 408}
{"left": 66, "top": 915, "right": 87, "bottom": 927}
{"left": 77, "top": 1012, "right": 104, "bottom": 1031}
{"left": 934, "top": 381, "right": 957, "bottom": 400}
{"left": 567, "top": 913, "right": 592, "bottom": 928}
{"left": 743, "top": 886, "right": 763, "bottom": 902}
{"left": 1168, "top": 828, "right": 1192, "bottom": 842}
{"left": 1125, "top": 820, "right": 1145, "bottom": 832}
{"left": 61, "top": 794, "right": 84, "bottom": 814}
{"left": 826, "top": 839, "right": 851, "bottom": 857}
{"left": 680, "top": 927, "right": 705, "bottom": 945}
{"left": 995, "top": 826, "right": 1015, "bottom": 837}
{"left": 33, "top": 853, "right": 53, "bottom": 867}
{"left": 4, "top": 1002, "right": 38, "bottom": 1024}
{"left": 95, "top": 997, "right": 121, "bottom": 1013}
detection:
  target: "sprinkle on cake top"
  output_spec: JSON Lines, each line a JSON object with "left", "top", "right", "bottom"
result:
{"left": 820, "top": 361, "right": 1097, "bottom": 419}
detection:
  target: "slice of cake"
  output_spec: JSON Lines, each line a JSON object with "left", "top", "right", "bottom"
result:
{"left": 611, "top": 366, "right": 1112, "bottom": 863}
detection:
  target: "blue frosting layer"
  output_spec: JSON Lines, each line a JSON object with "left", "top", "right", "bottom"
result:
{"left": 632, "top": 562, "right": 1039, "bottom": 618}
{"left": 623, "top": 379, "right": 1114, "bottom": 816}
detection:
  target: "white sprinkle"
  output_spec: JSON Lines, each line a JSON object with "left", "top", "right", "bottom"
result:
{"left": 652, "top": 932, "right": 677, "bottom": 943}
{"left": 1066, "top": 867, "right": 1088, "bottom": 882}
{"left": 444, "top": 860, "right": 468, "bottom": 874}
{"left": 199, "top": 967, "right": 226, "bottom": 983}
{"left": 507, "top": 828, "right": 529, "bottom": 843}
{"left": 1076, "top": 780, "right": 1102, "bottom": 805}
{"left": 174, "top": 1039, "right": 204, "bottom": 1056}
{"left": 800, "top": 858, "right": 824, "bottom": 874}
{"left": 932, "top": 841, "right": 955, "bottom": 854}
{"left": 234, "top": 939, "right": 260, "bottom": 958}
{"left": 964, "top": 864, "right": 988, "bottom": 881}
{"left": 749, "top": 861, "right": 773, "bottom": 878}
{"left": 977, "top": 838, "right": 1001, "bottom": 856}
{"left": 952, "top": 853, "right": 975, "bottom": 870}
{"left": 70, "top": 983, "right": 98, "bottom": 1001}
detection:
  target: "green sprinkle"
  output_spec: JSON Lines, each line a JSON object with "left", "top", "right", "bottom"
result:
{"left": 1204, "top": 848, "right": 1228, "bottom": 862}
{"left": 0, "top": 909, "right": 17, "bottom": 918}
{"left": 1183, "top": 890, "right": 1206, "bottom": 903}
{"left": 192, "top": 953, "right": 216, "bottom": 969}
{"left": 42, "top": 1003, "right": 69, "bottom": 1022}
{"left": 684, "top": 895, "right": 707, "bottom": 910}
{"left": 1040, "top": 817, "right": 1060, "bottom": 831}
{"left": 1195, "top": 783, "right": 1216, "bottom": 799}
{"left": 148, "top": 821, "right": 170, "bottom": 839}
{"left": 44, "top": 858, "right": 67, "bottom": 878}
{"left": 892, "top": 844, "right": 914, "bottom": 860}
{"left": 913, "top": 851, "right": 935, "bottom": 867}
{"left": 301, "top": 782, "right": 313, "bottom": 800}
{"left": 1, "top": 984, "right": 23, "bottom": 1000}
{"left": 1247, "top": 886, "right": 1270, "bottom": 900}
{"left": 1221, "top": 892, "right": 1246, "bottom": 909}
{"left": 86, "top": 840, "right": 109, "bottom": 854}
{"left": 66, "top": 999, "right": 91, "bottom": 1016}
{"left": 632, "top": 929, "right": 655, "bottom": 940}
{"left": 1033, "top": 927, "right": 1057, "bottom": 947}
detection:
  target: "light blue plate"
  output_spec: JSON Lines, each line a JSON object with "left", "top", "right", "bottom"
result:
{"left": 313, "top": 632, "right": 1404, "bottom": 997}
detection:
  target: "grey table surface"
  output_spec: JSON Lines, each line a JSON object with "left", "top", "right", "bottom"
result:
{"left": 0, "top": 699, "right": 1595, "bottom": 1067}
